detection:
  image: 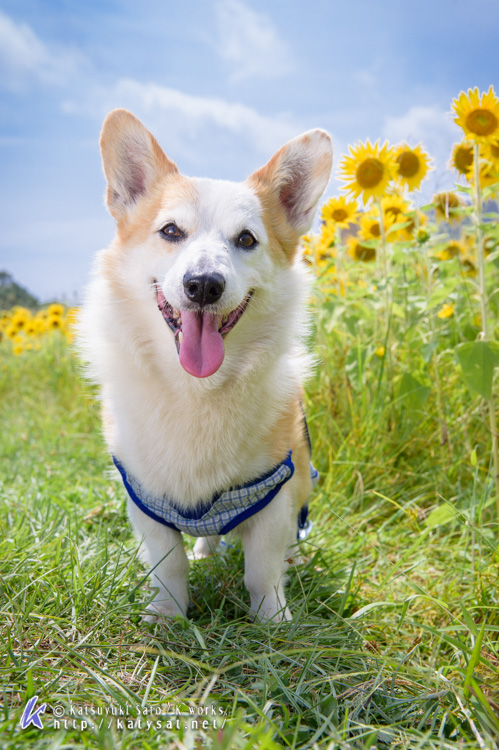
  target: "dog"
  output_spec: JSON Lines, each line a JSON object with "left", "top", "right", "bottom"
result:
{"left": 79, "top": 109, "right": 332, "bottom": 623}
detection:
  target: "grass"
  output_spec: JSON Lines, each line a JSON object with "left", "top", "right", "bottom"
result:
{"left": 1, "top": 278, "right": 499, "bottom": 749}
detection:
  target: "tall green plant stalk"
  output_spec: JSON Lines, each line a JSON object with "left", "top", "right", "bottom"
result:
{"left": 424, "top": 245, "right": 451, "bottom": 453}
{"left": 376, "top": 197, "right": 389, "bottom": 283}
{"left": 376, "top": 196, "right": 394, "bottom": 408}
{"left": 473, "top": 142, "right": 499, "bottom": 517}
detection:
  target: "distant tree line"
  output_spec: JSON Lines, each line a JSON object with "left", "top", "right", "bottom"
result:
{"left": 0, "top": 271, "right": 39, "bottom": 310}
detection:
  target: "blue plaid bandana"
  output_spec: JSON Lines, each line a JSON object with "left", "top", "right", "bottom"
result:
{"left": 112, "top": 452, "right": 317, "bottom": 539}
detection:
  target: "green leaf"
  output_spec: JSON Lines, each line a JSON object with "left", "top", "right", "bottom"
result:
{"left": 421, "top": 341, "right": 438, "bottom": 363}
{"left": 456, "top": 340, "right": 499, "bottom": 400}
{"left": 345, "top": 345, "right": 367, "bottom": 389}
{"left": 396, "top": 372, "right": 431, "bottom": 411}
{"left": 427, "top": 276, "right": 460, "bottom": 309}
{"left": 425, "top": 503, "right": 456, "bottom": 529}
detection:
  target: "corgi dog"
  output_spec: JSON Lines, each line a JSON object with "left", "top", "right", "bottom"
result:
{"left": 79, "top": 109, "right": 332, "bottom": 623}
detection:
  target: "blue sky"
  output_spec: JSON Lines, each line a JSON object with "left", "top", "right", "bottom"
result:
{"left": 1, "top": 0, "right": 498, "bottom": 302}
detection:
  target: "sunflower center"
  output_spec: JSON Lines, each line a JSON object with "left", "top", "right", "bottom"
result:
{"left": 465, "top": 108, "right": 498, "bottom": 136}
{"left": 354, "top": 242, "right": 376, "bottom": 262}
{"left": 356, "top": 158, "right": 384, "bottom": 189}
{"left": 436, "top": 192, "right": 459, "bottom": 211}
{"left": 446, "top": 242, "right": 461, "bottom": 257}
{"left": 397, "top": 151, "right": 420, "bottom": 178}
{"left": 370, "top": 222, "right": 380, "bottom": 237}
{"left": 332, "top": 208, "right": 348, "bottom": 222}
{"left": 454, "top": 146, "right": 473, "bottom": 174}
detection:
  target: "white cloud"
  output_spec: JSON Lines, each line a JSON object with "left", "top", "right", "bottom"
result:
{"left": 215, "top": 0, "right": 293, "bottom": 82}
{"left": 62, "top": 78, "right": 300, "bottom": 170}
{"left": 0, "top": 10, "right": 86, "bottom": 90}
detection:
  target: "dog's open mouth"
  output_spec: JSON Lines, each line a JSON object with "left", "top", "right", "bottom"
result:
{"left": 155, "top": 284, "right": 253, "bottom": 379}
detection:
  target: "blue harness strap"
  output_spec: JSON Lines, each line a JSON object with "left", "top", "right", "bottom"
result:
{"left": 113, "top": 411, "right": 318, "bottom": 540}
{"left": 114, "top": 452, "right": 299, "bottom": 537}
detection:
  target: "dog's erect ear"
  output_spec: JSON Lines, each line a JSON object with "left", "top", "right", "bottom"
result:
{"left": 248, "top": 129, "right": 332, "bottom": 247}
{"left": 100, "top": 109, "right": 178, "bottom": 221}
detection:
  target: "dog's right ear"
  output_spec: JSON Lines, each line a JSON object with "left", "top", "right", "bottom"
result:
{"left": 100, "top": 109, "right": 178, "bottom": 221}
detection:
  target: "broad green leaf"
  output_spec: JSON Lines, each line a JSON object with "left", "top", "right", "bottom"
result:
{"left": 425, "top": 503, "right": 457, "bottom": 529}
{"left": 427, "top": 277, "right": 460, "bottom": 309}
{"left": 456, "top": 340, "right": 499, "bottom": 400}
{"left": 396, "top": 372, "right": 431, "bottom": 411}
{"left": 421, "top": 341, "right": 438, "bottom": 363}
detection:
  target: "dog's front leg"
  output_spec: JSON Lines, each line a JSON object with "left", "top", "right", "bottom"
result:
{"left": 239, "top": 487, "right": 296, "bottom": 623}
{"left": 193, "top": 535, "right": 221, "bottom": 559}
{"left": 128, "top": 501, "right": 189, "bottom": 621}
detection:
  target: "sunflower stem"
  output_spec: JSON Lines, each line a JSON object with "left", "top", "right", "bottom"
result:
{"left": 376, "top": 197, "right": 389, "bottom": 280}
{"left": 376, "top": 196, "right": 391, "bottom": 318}
{"left": 473, "top": 142, "right": 499, "bottom": 518}
{"left": 424, "top": 244, "right": 451, "bottom": 453}
{"left": 376, "top": 196, "right": 393, "bottom": 401}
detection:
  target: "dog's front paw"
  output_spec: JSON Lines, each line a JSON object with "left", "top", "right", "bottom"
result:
{"left": 250, "top": 595, "right": 292, "bottom": 624}
{"left": 144, "top": 600, "right": 187, "bottom": 623}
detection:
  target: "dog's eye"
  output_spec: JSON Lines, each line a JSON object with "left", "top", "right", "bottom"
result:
{"left": 237, "top": 231, "right": 257, "bottom": 249}
{"left": 160, "top": 222, "right": 184, "bottom": 241}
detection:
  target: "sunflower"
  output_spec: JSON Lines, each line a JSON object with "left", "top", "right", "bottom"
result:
{"left": 316, "top": 224, "right": 337, "bottom": 255}
{"left": 468, "top": 157, "right": 499, "bottom": 189}
{"left": 381, "top": 194, "right": 411, "bottom": 221}
{"left": 25, "top": 320, "right": 38, "bottom": 336}
{"left": 35, "top": 318, "right": 47, "bottom": 334}
{"left": 461, "top": 255, "right": 477, "bottom": 277}
{"left": 321, "top": 195, "right": 358, "bottom": 228}
{"left": 300, "top": 232, "right": 334, "bottom": 270}
{"left": 10, "top": 309, "right": 31, "bottom": 330}
{"left": 434, "top": 240, "right": 465, "bottom": 261}
{"left": 393, "top": 143, "right": 431, "bottom": 191}
{"left": 4, "top": 324, "right": 18, "bottom": 340}
{"left": 359, "top": 210, "right": 396, "bottom": 241}
{"left": 486, "top": 139, "right": 499, "bottom": 166}
{"left": 452, "top": 86, "right": 499, "bottom": 144}
{"left": 47, "top": 303, "right": 65, "bottom": 317}
{"left": 339, "top": 140, "right": 396, "bottom": 204}
{"left": 47, "top": 314, "right": 64, "bottom": 330}
{"left": 437, "top": 304, "right": 455, "bottom": 319}
{"left": 450, "top": 141, "right": 474, "bottom": 176}
{"left": 433, "top": 191, "right": 462, "bottom": 223}
{"left": 347, "top": 235, "right": 376, "bottom": 262}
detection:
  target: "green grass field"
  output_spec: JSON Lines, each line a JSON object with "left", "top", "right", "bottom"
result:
{"left": 1, "top": 237, "right": 499, "bottom": 749}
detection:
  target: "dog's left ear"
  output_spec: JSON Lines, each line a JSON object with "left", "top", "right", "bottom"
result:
{"left": 248, "top": 130, "right": 332, "bottom": 246}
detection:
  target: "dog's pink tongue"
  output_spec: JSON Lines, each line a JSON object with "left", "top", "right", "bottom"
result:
{"left": 179, "top": 310, "right": 225, "bottom": 378}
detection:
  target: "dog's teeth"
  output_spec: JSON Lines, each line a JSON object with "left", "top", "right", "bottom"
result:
{"left": 178, "top": 331, "right": 183, "bottom": 344}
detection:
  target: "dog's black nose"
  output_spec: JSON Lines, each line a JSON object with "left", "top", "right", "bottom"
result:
{"left": 183, "top": 272, "right": 226, "bottom": 306}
